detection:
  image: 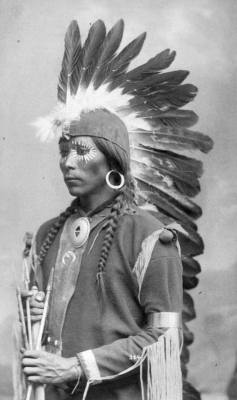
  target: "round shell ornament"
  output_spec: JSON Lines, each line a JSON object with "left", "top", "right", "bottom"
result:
{"left": 159, "top": 229, "right": 174, "bottom": 244}
{"left": 69, "top": 217, "right": 90, "bottom": 248}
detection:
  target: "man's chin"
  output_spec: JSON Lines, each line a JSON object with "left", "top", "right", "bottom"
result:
{"left": 64, "top": 180, "right": 82, "bottom": 196}
{"left": 67, "top": 187, "right": 83, "bottom": 197}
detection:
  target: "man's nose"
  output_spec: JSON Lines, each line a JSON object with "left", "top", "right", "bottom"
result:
{"left": 64, "top": 151, "right": 78, "bottom": 169}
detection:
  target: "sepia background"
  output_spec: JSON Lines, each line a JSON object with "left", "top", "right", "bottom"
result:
{"left": 0, "top": 0, "right": 237, "bottom": 399}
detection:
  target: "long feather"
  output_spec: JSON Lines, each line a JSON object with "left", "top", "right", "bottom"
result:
{"left": 79, "top": 20, "right": 106, "bottom": 88}
{"left": 183, "top": 275, "right": 199, "bottom": 290}
{"left": 132, "top": 147, "right": 201, "bottom": 179}
{"left": 137, "top": 181, "right": 197, "bottom": 230}
{"left": 131, "top": 145, "right": 202, "bottom": 199}
{"left": 131, "top": 146, "right": 203, "bottom": 175}
{"left": 183, "top": 381, "right": 201, "bottom": 400}
{"left": 182, "top": 322, "right": 194, "bottom": 346}
{"left": 123, "top": 70, "right": 189, "bottom": 94}
{"left": 138, "top": 109, "right": 199, "bottom": 128}
{"left": 131, "top": 150, "right": 202, "bottom": 181}
{"left": 131, "top": 163, "right": 202, "bottom": 219}
{"left": 174, "top": 179, "right": 200, "bottom": 198}
{"left": 131, "top": 128, "right": 213, "bottom": 153}
{"left": 183, "top": 291, "right": 196, "bottom": 322}
{"left": 125, "top": 49, "right": 176, "bottom": 82}
{"left": 181, "top": 346, "right": 190, "bottom": 364}
{"left": 92, "top": 19, "right": 124, "bottom": 89}
{"left": 106, "top": 32, "right": 146, "bottom": 90}
{"left": 145, "top": 83, "right": 198, "bottom": 109}
{"left": 179, "top": 228, "right": 204, "bottom": 256}
{"left": 182, "top": 256, "right": 201, "bottom": 277}
{"left": 57, "top": 20, "right": 81, "bottom": 102}
{"left": 131, "top": 157, "right": 200, "bottom": 198}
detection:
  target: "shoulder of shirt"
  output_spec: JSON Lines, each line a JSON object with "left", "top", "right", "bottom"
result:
{"left": 122, "top": 205, "right": 164, "bottom": 235}
{"left": 120, "top": 206, "right": 180, "bottom": 260}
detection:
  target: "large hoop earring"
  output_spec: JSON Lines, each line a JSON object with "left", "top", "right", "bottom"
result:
{"left": 106, "top": 170, "right": 125, "bottom": 190}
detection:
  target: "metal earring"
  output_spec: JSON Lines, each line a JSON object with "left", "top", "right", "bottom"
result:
{"left": 105, "top": 170, "right": 125, "bottom": 190}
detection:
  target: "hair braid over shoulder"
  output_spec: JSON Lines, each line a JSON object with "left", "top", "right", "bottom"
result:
{"left": 97, "top": 192, "right": 125, "bottom": 282}
{"left": 37, "top": 203, "right": 77, "bottom": 266}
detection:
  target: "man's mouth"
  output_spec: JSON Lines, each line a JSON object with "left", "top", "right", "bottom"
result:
{"left": 65, "top": 177, "right": 82, "bottom": 183}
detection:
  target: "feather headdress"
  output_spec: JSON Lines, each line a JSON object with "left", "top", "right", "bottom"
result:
{"left": 33, "top": 19, "right": 213, "bottom": 400}
{"left": 33, "top": 20, "right": 150, "bottom": 143}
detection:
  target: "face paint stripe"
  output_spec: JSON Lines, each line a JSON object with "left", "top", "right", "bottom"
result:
{"left": 59, "top": 138, "right": 98, "bottom": 165}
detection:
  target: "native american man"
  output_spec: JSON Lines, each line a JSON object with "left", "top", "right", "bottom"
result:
{"left": 20, "top": 18, "right": 213, "bottom": 400}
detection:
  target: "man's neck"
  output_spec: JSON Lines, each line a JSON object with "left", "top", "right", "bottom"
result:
{"left": 77, "top": 190, "right": 115, "bottom": 214}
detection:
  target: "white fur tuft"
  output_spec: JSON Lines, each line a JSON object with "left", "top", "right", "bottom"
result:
{"left": 32, "top": 82, "right": 151, "bottom": 142}
{"left": 31, "top": 117, "right": 56, "bottom": 143}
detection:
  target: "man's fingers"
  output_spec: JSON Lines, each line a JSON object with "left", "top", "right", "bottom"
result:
{"left": 31, "top": 315, "right": 42, "bottom": 322}
{"left": 28, "top": 376, "right": 46, "bottom": 383}
{"left": 30, "top": 299, "right": 44, "bottom": 309}
{"left": 22, "top": 357, "right": 40, "bottom": 367}
{"left": 28, "top": 376, "right": 40, "bottom": 382}
{"left": 23, "top": 350, "right": 43, "bottom": 358}
{"left": 23, "top": 367, "right": 40, "bottom": 375}
{"left": 31, "top": 307, "right": 44, "bottom": 315}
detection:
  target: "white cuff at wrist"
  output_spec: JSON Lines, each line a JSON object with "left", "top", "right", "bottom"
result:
{"left": 78, "top": 350, "right": 101, "bottom": 382}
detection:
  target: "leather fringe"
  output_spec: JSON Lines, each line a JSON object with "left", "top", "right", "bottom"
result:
{"left": 140, "top": 328, "right": 182, "bottom": 400}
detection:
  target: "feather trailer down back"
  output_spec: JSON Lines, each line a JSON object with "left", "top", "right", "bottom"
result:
{"left": 33, "top": 20, "right": 213, "bottom": 399}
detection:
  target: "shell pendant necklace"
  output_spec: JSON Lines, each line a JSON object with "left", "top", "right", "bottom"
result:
{"left": 69, "top": 216, "right": 90, "bottom": 248}
{"left": 69, "top": 197, "right": 117, "bottom": 248}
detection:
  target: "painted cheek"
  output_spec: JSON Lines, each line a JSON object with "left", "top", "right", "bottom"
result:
{"left": 86, "top": 153, "right": 108, "bottom": 174}
{"left": 60, "top": 151, "right": 81, "bottom": 170}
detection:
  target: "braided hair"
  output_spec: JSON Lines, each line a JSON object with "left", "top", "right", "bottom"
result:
{"left": 96, "top": 191, "right": 125, "bottom": 294}
{"left": 37, "top": 202, "right": 77, "bottom": 267}
{"left": 93, "top": 137, "right": 135, "bottom": 291}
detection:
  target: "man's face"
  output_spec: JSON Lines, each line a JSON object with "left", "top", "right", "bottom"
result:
{"left": 59, "top": 136, "right": 110, "bottom": 197}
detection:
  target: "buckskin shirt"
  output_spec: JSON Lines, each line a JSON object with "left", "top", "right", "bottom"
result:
{"left": 32, "top": 205, "right": 183, "bottom": 400}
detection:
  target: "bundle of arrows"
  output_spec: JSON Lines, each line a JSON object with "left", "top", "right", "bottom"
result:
{"left": 17, "top": 250, "right": 54, "bottom": 400}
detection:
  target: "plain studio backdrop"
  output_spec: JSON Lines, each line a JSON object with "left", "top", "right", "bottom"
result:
{"left": 0, "top": 1, "right": 237, "bottom": 399}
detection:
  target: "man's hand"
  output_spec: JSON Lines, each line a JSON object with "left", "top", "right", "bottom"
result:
{"left": 22, "top": 350, "right": 81, "bottom": 384}
{"left": 21, "top": 290, "right": 45, "bottom": 322}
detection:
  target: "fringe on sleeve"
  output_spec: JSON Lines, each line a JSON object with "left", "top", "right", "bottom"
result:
{"left": 140, "top": 327, "right": 182, "bottom": 400}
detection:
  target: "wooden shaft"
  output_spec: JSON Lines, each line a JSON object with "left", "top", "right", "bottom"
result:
{"left": 34, "top": 385, "right": 45, "bottom": 400}
{"left": 24, "top": 259, "right": 33, "bottom": 350}
{"left": 25, "top": 269, "right": 53, "bottom": 400}
{"left": 36, "top": 284, "right": 52, "bottom": 350}
{"left": 17, "top": 288, "right": 29, "bottom": 349}
{"left": 26, "top": 298, "right": 33, "bottom": 349}
{"left": 25, "top": 384, "right": 33, "bottom": 400}
{"left": 25, "top": 286, "right": 40, "bottom": 400}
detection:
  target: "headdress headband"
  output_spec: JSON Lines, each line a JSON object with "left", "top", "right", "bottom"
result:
{"left": 61, "top": 109, "right": 129, "bottom": 153}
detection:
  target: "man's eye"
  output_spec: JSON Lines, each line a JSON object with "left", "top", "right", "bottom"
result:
{"left": 75, "top": 145, "right": 90, "bottom": 156}
{"left": 60, "top": 150, "right": 69, "bottom": 157}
